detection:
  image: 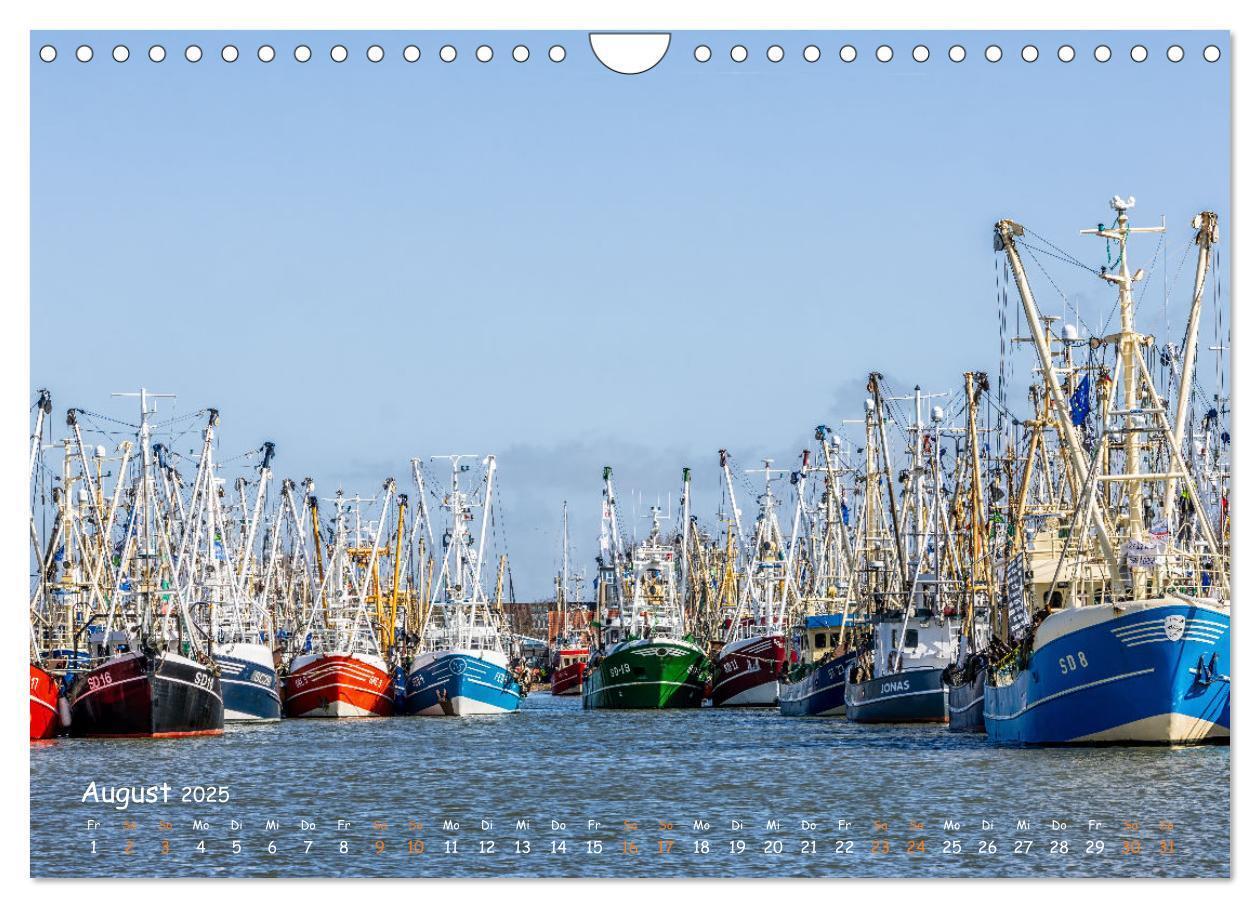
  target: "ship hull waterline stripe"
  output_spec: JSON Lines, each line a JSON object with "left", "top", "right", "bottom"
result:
{"left": 984, "top": 668, "right": 1155, "bottom": 722}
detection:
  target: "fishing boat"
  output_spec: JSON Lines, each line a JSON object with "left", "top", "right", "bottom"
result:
{"left": 284, "top": 485, "right": 397, "bottom": 718}
{"left": 216, "top": 642, "right": 281, "bottom": 722}
{"left": 983, "top": 201, "right": 1230, "bottom": 744}
{"left": 28, "top": 390, "right": 64, "bottom": 739}
{"left": 66, "top": 391, "right": 224, "bottom": 738}
{"left": 711, "top": 455, "right": 791, "bottom": 707}
{"left": 779, "top": 614, "right": 855, "bottom": 717}
{"left": 285, "top": 649, "right": 394, "bottom": 718}
{"left": 70, "top": 647, "right": 224, "bottom": 738}
{"left": 778, "top": 427, "right": 863, "bottom": 718}
{"left": 550, "top": 502, "right": 589, "bottom": 695}
{"left": 845, "top": 603, "right": 954, "bottom": 724}
{"left": 583, "top": 467, "right": 710, "bottom": 709}
{"left": 943, "top": 372, "right": 994, "bottom": 733}
{"left": 403, "top": 455, "right": 523, "bottom": 716}
{"left": 550, "top": 647, "right": 587, "bottom": 696}
{"left": 845, "top": 381, "right": 958, "bottom": 724}
{"left": 217, "top": 440, "right": 283, "bottom": 722}
{"left": 173, "top": 412, "right": 283, "bottom": 723}
{"left": 29, "top": 664, "right": 60, "bottom": 740}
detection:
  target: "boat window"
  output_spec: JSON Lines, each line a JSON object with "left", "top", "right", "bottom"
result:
{"left": 903, "top": 629, "right": 919, "bottom": 649}
{"left": 813, "top": 632, "right": 826, "bottom": 648}
{"left": 829, "top": 633, "right": 840, "bottom": 647}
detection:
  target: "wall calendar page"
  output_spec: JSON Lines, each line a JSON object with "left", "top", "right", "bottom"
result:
{"left": 19, "top": 3, "right": 1236, "bottom": 890}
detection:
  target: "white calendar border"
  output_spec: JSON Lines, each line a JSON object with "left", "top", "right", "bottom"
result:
{"left": 2, "top": 0, "right": 1249, "bottom": 901}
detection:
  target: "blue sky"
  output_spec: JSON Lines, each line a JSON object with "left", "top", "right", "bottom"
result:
{"left": 30, "top": 30, "right": 1230, "bottom": 598}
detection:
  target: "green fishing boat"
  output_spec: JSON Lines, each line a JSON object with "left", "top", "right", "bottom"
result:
{"left": 582, "top": 636, "right": 709, "bottom": 709}
{"left": 582, "top": 467, "right": 712, "bottom": 710}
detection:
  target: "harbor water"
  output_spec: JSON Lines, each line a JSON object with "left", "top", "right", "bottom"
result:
{"left": 30, "top": 693, "right": 1229, "bottom": 878}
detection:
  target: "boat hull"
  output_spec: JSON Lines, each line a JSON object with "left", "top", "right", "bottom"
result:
{"left": 284, "top": 652, "right": 394, "bottom": 718}
{"left": 984, "top": 600, "right": 1230, "bottom": 745}
{"left": 582, "top": 637, "right": 709, "bottom": 710}
{"left": 946, "top": 666, "right": 987, "bottom": 732}
{"left": 30, "top": 664, "right": 60, "bottom": 740}
{"left": 711, "top": 633, "right": 786, "bottom": 707}
{"left": 404, "top": 651, "right": 523, "bottom": 716}
{"left": 69, "top": 651, "right": 224, "bottom": 738}
{"left": 845, "top": 667, "right": 948, "bottom": 723}
{"left": 215, "top": 642, "right": 282, "bottom": 722}
{"left": 550, "top": 659, "right": 586, "bottom": 696}
{"left": 778, "top": 651, "right": 854, "bottom": 717}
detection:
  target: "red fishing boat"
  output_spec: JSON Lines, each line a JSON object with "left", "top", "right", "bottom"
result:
{"left": 284, "top": 652, "right": 394, "bottom": 718}
{"left": 550, "top": 647, "right": 588, "bottom": 696}
{"left": 711, "top": 455, "right": 793, "bottom": 707}
{"left": 548, "top": 502, "right": 591, "bottom": 697}
{"left": 711, "top": 631, "right": 787, "bottom": 707}
{"left": 29, "top": 664, "right": 59, "bottom": 740}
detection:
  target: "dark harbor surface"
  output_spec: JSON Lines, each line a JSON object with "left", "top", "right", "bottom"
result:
{"left": 31, "top": 692, "right": 1229, "bottom": 878}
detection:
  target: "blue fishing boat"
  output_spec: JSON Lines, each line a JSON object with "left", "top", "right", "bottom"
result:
{"left": 779, "top": 651, "right": 854, "bottom": 717}
{"left": 843, "top": 379, "right": 962, "bottom": 725}
{"left": 405, "top": 649, "right": 522, "bottom": 716}
{"left": 779, "top": 614, "right": 858, "bottom": 717}
{"left": 984, "top": 599, "right": 1229, "bottom": 744}
{"left": 987, "top": 202, "right": 1231, "bottom": 745}
{"left": 845, "top": 604, "right": 955, "bottom": 724}
{"left": 945, "top": 660, "right": 987, "bottom": 732}
{"left": 215, "top": 642, "right": 282, "bottom": 722}
{"left": 403, "top": 454, "right": 523, "bottom": 718}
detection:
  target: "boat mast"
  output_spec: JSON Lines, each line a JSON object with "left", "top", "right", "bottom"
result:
{"left": 994, "top": 220, "right": 1123, "bottom": 585}
{"left": 1085, "top": 197, "right": 1165, "bottom": 545}
{"left": 237, "top": 441, "right": 275, "bottom": 584}
{"left": 602, "top": 466, "right": 624, "bottom": 613}
{"left": 961, "top": 372, "right": 984, "bottom": 657}
{"left": 867, "top": 373, "right": 908, "bottom": 591}
{"left": 559, "top": 500, "right": 569, "bottom": 635}
{"left": 111, "top": 388, "right": 175, "bottom": 646}
{"left": 1078, "top": 200, "right": 1228, "bottom": 597}
{"left": 679, "top": 468, "right": 691, "bottom": 636}
{"left": 1163, "top": 211, "right": 1219, "bottom": 521}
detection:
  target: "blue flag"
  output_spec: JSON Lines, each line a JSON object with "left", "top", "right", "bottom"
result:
{"left": 1070, "top": 376, "right": 1091, "bottom": 426}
